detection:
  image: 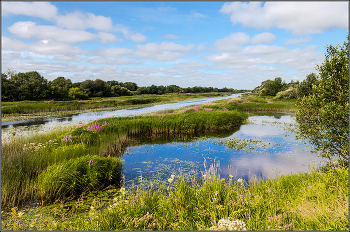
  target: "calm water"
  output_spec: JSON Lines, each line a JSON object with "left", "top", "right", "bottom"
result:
{"left": 121, "top": 114, "right": 326, "bottom": 187}
{"left": 1, "top": 93, "right": 243, "bottom": 139}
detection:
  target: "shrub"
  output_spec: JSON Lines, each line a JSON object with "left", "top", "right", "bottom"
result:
{"left": 37, "top": 155, "right": 122, "bottom": 204}
{"left": 274, "top": 88, "right": 298, "bottom": 100}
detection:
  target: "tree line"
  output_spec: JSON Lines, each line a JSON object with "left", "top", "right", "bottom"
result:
{"left": 1, "top": 72, "right": 248, "bottom": 101}
{"left": 252, "top": 73, "right": 319, "bottom": 99}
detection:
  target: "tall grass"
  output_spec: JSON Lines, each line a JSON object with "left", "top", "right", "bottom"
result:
{"left": 1, "top": 104, "right": 247, "bottom": 209}
{"left": 2, "top": 166, "right": 347, "bottom": 230}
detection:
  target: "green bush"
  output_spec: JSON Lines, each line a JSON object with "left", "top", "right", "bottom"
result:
{"left": 274, "top": 88, "right": 298, "bottom": 100}
{"left": 37, "top": 155, "right": 122, "bottom": 204}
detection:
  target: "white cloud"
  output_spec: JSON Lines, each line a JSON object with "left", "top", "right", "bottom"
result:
{"left": 284, "top": 37, "right": 313, "bottom": 46}
{"left": 98, "top": 32, "right": 124, "bottom": 43}
{"left": 2, "top": 36, "right": 86, "bottom": 55}
{"left": 2, "top": 2, "right": 57, "bottom": 20}
{"left": 161, "top": 34, "right": 183, "bottom": 39}
{"left": 196, "top": 44, "right": 206, "bottom": 51}
{"left": 243, "top": 45, "right": 287, "bottom": 55}
{"left": 8, "top": 21, "right": 96, "bottom": 43}
{"left": 56, "top": 11, "right": 113, "bottom": 31}
{"left": 214, "top": 32, "right": 250, "bottom": 51}
{"left": 251, "top": 32, "right": 276, "bottom": 44}
{"left": 95, "top": 47, "right": 133, "bottom": 58}
{"left": 220, "top": 2, "right": 348, "bottom": 35}
{"left": 175, "top": 61, "right": 208, "bottom": 69}
{"left": 192, "top": 12, "right": 209, "bottom": 18}
{"left": 134, "top": 42, "right": 195, "bottom": 61}
{"left": 115, "top": 25, "right": 148, "bottom": 43}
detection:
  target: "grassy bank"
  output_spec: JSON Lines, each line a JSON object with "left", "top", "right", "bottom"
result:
{"left": 2, "top": 166, "right": 348, "bottom": 231}
{"left": 1, "top": 92, "right": 232, "bottom": 120}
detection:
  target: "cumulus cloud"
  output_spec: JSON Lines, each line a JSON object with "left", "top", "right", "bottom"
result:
{"left": 133, "top": 42, "right": 195, "bottom": 61}
{"left": 214, "top": 32, "right": 250, "bottom": 51}
{"left": 2, "top": 36, "right": 86, "bottom": 55}
{"left": 220, "top": 2, "right": 348, "bottom": 35}
{"left": 175, "top": 61, "right": 208, "bottom": 69}
{"left": 284, "top": 37, "right": 313, "bottom": 46}
{"left": 94, "top": 47, "right": 133, "bottom": 58}
{"left": 8, "top": 21, "right": 98, "bottom": 43}
{"left": 115, "top": 25, "right": 148, "bottom": 43}
{"left": 56, "top": 11, "right": 113, "bottom": 31}
{"left": 251, "top": 32, "right": 276, "bottom": 44}
{"left": 98, "top": 32, "right": 124, "bottom": 43}
{"left": 2, "top": 2, "right": 57, "bottom": 20}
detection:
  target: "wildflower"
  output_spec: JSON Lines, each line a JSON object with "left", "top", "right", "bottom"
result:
{"left": 18, "top": 211, "right": 24, "bottom": 217}
{"left": 171, "top": 175, "right": 175, "bottom": 179}
{"left": 237, "top": 178, "right": 243, "bottom": 184}
{"left": 184, "top": 119, "right": 187, "bottom": 122}
{"left": 89, "top": 159, "right": 94, "bottom": 167}
{"left": 120, "top": 187, "right": 126, "bottom": 195}
{"left": 168, "top": 178, "right": 173, "bottom": 183}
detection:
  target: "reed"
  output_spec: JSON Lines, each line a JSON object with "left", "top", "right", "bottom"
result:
{"left": 2, "top": 166, "right": 347, "bottom": 231}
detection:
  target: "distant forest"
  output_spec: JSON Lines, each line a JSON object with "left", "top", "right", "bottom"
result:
{"left": 1, "top": 70, "right": 248, "bottom": 101}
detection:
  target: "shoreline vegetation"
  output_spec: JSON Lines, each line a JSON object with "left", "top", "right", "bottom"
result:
{"left": 1, "top": 94, "right": 348, "bottom": 231}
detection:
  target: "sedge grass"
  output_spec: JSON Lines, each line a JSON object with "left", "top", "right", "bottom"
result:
{"left": 2, "top": 166, "right": 348, "bottom": 231}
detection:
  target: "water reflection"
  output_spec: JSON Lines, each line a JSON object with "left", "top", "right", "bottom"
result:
{"left": 1, "top": 93, "right": 243, "bottom": 139}
{"left": 122, "top": 114, "right": 326, "bottom": 187}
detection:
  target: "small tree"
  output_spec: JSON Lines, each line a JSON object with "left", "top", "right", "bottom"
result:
{"left": 68, "top": 87, "right": 88, "bottom": 100}
{"left": 296, "top": 37, "right": 349, "bottom": 166}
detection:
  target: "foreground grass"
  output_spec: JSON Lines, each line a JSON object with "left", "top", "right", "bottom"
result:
{"left": 2, "top": 166, "right": 348, "bottom": 231}
{"left": 1, "top": 92, "right": 232, "bottom": 119}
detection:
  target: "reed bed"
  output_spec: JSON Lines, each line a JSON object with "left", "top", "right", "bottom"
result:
{"left": 2, "top": 166, "right": 348, "bottom": 231}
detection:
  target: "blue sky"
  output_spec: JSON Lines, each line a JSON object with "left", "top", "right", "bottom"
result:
{"left": 1, "top": 1, "right": 348, "bottom": 89}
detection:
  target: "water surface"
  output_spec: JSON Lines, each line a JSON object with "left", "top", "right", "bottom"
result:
{"left": 121, "top": 114, "right": 326, "bottom": 187}
{"left": 1, "top": 93, "right": 243, "bottom": 139}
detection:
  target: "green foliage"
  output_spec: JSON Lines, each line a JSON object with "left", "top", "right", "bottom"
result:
{"left": 68, "top": 87, "right": 89, "bottom": 100}
{"left": 5, "top": 71, "right": 49, "bottom": 100}
{"left": 254, "top": 77, "right": 288, "bottom": 96}
{"left": 5, "top": 167, "right": 346, "bottom": 231}
{"left": 111, "top": 85, "right": 133, "bottom": 96}
{"left": 296, "top": 37, "right": 349, "bottom": 164}
{"left": 274, "top": 87, "right": 298, "bottom": 100}
{"left": 297, "top": 73, "right": 319, "bottom": 97}
{"left": 37, "top": 155, "right": 122, "bottom": 204}
{"left": 49, "top": 76, "right": 73, "bottom": 100}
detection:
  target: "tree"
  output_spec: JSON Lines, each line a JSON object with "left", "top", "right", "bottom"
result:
{"left": 296, "top": 37, "right": 349, "bottom": 166}
{"left": 297, "top": 73, "right": 319, "bottom": 98}
{"left": 50, "top": 76, "right": 73, "bottom": 100}
{"left": 68, "top": 87, "right": 88, "bottom": 100}
{"left": 10, "top": 71, "right": 49, "bottom": 100}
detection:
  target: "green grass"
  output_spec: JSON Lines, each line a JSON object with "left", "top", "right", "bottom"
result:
{"left": 1, "top": 92, "right": 232, "bottom": 117}
{"left": 2, "top": 166, "right": 348, "bottom": 231}
{"left": 1, "top": 103, "right": 247, "bottom": 209}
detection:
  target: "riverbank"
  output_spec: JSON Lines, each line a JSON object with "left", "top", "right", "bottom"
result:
{"left": 1, "top": 92, "right": 234, "bottom": 122}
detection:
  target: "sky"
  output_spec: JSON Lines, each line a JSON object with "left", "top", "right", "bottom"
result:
{"left": 1, "top": 1, "right": 348, "bottom": 89}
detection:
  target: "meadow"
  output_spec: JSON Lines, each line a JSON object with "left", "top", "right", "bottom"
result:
{"left": 1, "top": 92, "right": 232, "bottom": 121}
{"left": 1, "top": 94, "right": 348, "bottom": 231}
